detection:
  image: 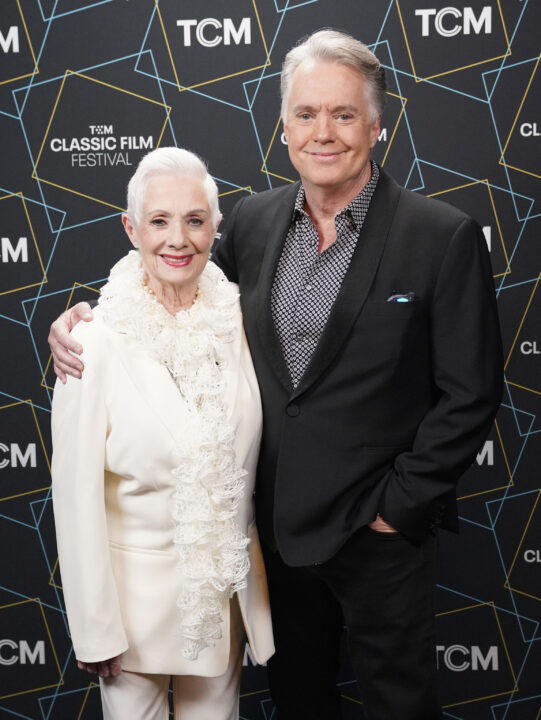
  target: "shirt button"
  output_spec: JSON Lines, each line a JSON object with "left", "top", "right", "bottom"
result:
{"left": 295, "top": 331, "right": 305, "bottom": 342}
{"left": 305, "top": 284, "right": 313, "bottom": 291}
{"left": 286, "top": 404, "right": 300, "bottom": 417}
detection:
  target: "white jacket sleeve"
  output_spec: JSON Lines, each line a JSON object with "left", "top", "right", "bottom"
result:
{"left": 51, "top": 318, "right": 129, "bottom": 662}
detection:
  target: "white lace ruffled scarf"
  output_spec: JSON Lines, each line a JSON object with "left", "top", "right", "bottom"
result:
{"left": 98, "top": 250, "right": 250, "bottom": 660}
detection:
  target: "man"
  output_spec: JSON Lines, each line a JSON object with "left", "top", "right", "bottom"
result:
{"left": 49, "top": 30, "right": 503, "bottom": 720}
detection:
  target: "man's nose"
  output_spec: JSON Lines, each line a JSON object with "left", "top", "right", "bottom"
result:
{"left": 312, "top": 114, "right": 333, "bottom": 142}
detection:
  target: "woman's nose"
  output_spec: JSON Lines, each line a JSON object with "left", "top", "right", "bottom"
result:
{"left": 168, "top": 222, "right": 187, "bottom": 247}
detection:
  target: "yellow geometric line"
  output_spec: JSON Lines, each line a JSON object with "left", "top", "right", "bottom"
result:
{"left": 0, "top": 597, "right": 63, "bottom": 700}
{"left": 77, "top": 683, "right": 100, "bottom": 720}
{"left": 0, "top": 0, "right": 39, "bottom": 86}
{"left": 427, "top": 179, "right": 510, "bottom": 278}
{"left": 0, "top": 192, "right": 48, "bottom": 295}
{"left": 261, "top": 115, "right": 285, "bottom": 171}
{"left": 41, "top": 282, "right": 101, "bottom": 391}
{"left": 49, "top": 556, "right": 62, "bottom": 591}
{"left": 156, "top": 0, "right": 271, "bottom": 93}
{"left": 32, "top": 71, "right": 171, "bottom": 210}
{"left": 340, "top": 693, "right": 364, "bottom": 706}
{"left": 264, "top": 170, "right": 296, "bottom": 184}
{"left": 504, "top": 490, "right": 541, "bottom": 602}
{"left": 380, "top": 93, "right": 407, "bottom": 166}
{"left": 240, "top": 688, "right": 271, "bottom": 699}
{"left": 457, "top": 419, "right": 513, "bottom": 500}
{"left": 395, "top": 0, "right": 511, "bottom": 83}
{"left": 218, "top": 186, "right": 253, "bottom": 198}
{"left": 504, "top": 273, "right": 540, "bottom": 371}
{"left": 499, "top": 53, "right": 541, "bottom": 179}
{"left": 259, "top": 113, "right": 296, "bottom": 183}
{"left": 505, "top": 380, "right": 541, "bottom": 397}
{"left": 155, "top": 0, "right": 180, "bottom": 89}
{"left": 436, "top": 601, "right": 518, "bottom": 707}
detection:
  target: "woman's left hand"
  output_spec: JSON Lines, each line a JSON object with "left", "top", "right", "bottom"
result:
{"left": 77, "top": 655, "right": 122, "bottom": 678}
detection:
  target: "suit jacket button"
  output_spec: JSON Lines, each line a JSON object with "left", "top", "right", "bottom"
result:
{"left": 286, "top": 404, "right": 300, "bottom": 417}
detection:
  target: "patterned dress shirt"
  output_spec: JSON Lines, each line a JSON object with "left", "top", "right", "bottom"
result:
{"left": 271, "top": 161, "right": 380, "bottom": 387}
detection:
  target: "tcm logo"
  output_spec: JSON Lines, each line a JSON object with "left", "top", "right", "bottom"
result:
{"left": 0, "top": 26, "right": 19, "bottom": 53}
{"left": 0, "top": 639, "right": 45, "bottom": 665}
{"left": 482, "top": 226, "right": 491, "bottom": 251}
{"left": 520, "top": 341, "right": 540, "bottom": 355}
{"left": 437, "top": 644, "right": 499, "bottom": 671}
{"left": 520, "top": 123, "right": 540, "bottom": 137}
{"left": 0, "top": 443, "right": 37, "bottom": 469}
{"left": 416, "top": 7, "right": 492, "bottom": 36}
{"left": 475, "top": 440, "right": 494, "bottom": 466}
{"left": 243, "top": 643, "right": 266, "bottom": 667}
{"left": 177, "top": 18, "right": 251, "bottom": 47}
{"left": 1, "top": 236, "right": 28, "bottom": 262}
{"left": 524, "top": 550, "right": 541, "bottom": 562}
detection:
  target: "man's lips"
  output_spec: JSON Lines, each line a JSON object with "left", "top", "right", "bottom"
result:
{"left": 160, "top": 254, "right": 193, "bottom": 267}
{"left": 307, "top": 151, "right": 342, "bottom": 161}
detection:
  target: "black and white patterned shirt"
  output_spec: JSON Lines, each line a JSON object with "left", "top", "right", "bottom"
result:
{"left": 271, "top": 161, "right": 380, "bottom": 387}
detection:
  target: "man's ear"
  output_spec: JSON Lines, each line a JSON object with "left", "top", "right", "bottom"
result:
{"left": 370, "top": 115, "right": 381, "bottom": 149}
{"left": 122, "top": 214, "right": 138, "bottom": 248}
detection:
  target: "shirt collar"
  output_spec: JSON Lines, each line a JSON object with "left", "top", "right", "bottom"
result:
{"left": 292, "top": 161, "right": 380, "bottom": 230}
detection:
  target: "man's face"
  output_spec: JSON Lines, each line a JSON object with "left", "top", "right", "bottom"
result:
{"left": 283, "top": 61, "right": 381, "bottom": 198}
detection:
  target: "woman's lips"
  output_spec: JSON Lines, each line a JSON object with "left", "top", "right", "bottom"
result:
{"left": 160, "top": 254, "right": 193, "bottom": 267}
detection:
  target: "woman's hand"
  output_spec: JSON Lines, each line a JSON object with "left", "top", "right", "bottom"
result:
{"left": 77, "top": 655, "right": 122, "bottom": 678}
{"left": 48, "top": 302, "right": 94, "bottom": 383}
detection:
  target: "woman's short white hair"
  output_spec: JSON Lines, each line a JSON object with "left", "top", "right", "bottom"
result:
{"left": 280, "top": 29, "right": 386, "bottom": 122}
{"left": 126, "top": 146, "right": 220, "bottom": 226}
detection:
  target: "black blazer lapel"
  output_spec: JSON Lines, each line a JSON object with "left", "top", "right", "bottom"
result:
{"left": 256, "top": 182, "right": 300, "bottom": 393}
{"left": 292, "top": 168, "right": 403, "bottom": 400}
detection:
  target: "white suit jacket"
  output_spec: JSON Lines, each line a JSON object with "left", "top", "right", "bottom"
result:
{"left": 51, "top": 296, "right": 274, "bottom": 676}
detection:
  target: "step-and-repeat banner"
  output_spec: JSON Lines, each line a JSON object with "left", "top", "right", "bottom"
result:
{"left": 0, "top": 1, "right": 539, "bottom": 718}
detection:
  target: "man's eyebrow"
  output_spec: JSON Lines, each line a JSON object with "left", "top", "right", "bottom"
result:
{"left": 291, "top": 103, "right": 360, "bottom": 113}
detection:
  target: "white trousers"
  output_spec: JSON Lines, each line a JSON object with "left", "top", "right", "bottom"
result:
{"left": 99, "top": 600, "right": 244, "bottom": 720}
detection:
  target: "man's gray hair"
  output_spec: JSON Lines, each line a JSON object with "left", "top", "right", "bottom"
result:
{"left": 126, "top": 146, "right": 220, "bottom": 226}
{"left": 280, "top": 29, "right": 386, "bottom": 122}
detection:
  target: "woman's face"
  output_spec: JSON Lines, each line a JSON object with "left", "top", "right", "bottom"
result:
{"left": 122, "top": 173, "right": 218, "bottom": 301}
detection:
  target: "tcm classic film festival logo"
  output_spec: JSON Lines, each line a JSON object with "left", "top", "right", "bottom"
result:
{"left": 33, "top": 72, "right": 170, "bottom": 210}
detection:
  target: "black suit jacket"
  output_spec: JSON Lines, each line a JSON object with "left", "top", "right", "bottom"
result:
{"left": 213, "top": 167, "right": 503, "bottom": 566}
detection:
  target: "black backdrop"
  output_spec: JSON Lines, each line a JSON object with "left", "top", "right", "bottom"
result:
{"left": 0, "top": 1, "right": 539, "bottom": 718}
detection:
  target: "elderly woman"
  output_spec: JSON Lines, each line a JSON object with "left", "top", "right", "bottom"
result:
{"left": 51, "top": 147, "right": 274, "bottom": 720}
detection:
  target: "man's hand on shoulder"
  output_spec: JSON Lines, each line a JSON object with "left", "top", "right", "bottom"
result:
{"left": 48, "top": 302, "right": 94, "bottom": 384}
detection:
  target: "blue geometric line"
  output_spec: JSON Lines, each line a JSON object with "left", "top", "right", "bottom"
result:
{"left": 375, "top": 1, "right": 397, "bottom": 47}
{"left": 0, "top": 585, "right": 66, "bottom": 616}
{"left": 0, "top": 314, "right": 29, "bottom": 327}
{"left": 487, "top": 504, "right": 540, "bottom": 645}
{"left": 36, "top": 0, "right": 114, "bottom": 23}
{"left": 0, "top": 705, "right": 35, "bottom": 720}
{"left": 458, "top": 515, "right": 493, "bottom": 531}
{"left": 0, "top": 390, "right": 52, "bottom": 415}
{"left": 273, "top": 0, "right": 318, "bottom": 12}
{"left": 242, "top": 3, "right": 288, "bottom": 113}
{"left": 0, "top": 514, "right": 37, "bottom": 531}
{"left": 15, "top": 0, "right": 59, "bottom": 116}
{"left": 437, "top": 582, "right": 539, "bottom": 645}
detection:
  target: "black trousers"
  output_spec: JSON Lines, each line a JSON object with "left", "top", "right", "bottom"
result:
{"left": 263, "top": 527, "right": 442, "bottom": 720}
